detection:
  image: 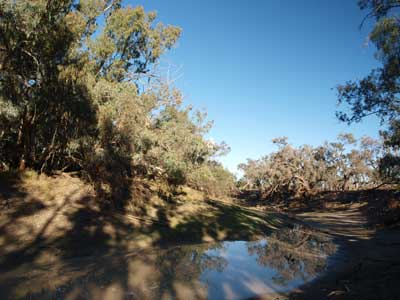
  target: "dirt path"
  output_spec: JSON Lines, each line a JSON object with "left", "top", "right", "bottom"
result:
{"left": 282, "top": 207, "right": 400, "bottom": 300}
{"left": 295, "top": 205, "right": 373, "bottom": 239}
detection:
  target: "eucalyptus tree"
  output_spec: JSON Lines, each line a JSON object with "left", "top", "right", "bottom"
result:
{"left": 239, "top": 135, "right": 383, "bottom": 199}
{"left": 337, "top": 0, "right": 400, "bottom": 183}
{"left": 0, "top": 1, "right": 235, "bottom": 199}
{"left": 0, "top": 0, "right": 181, "bottom": 173}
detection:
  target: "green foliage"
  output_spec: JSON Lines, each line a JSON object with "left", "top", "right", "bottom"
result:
{"left": 187, "top": 162, "right": 237, "bottom": 196}
{"left": 0, "top": 1, "right": 234, "bottom": 198}
{"left": 336, "top": 0, "right": 400, "bottom": 183}
{"left": 379, "top": 153, "right": 400, "bottom": 182}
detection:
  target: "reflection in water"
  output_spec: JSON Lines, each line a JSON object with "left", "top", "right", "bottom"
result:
{"left": 202, "top": 225, "right": 336, "bottom": 299}
{"left": 247, "top": 225, "right": 336, "bottom": 287}
{"left": 0, "top": 226, "right": 336, "bottom": 300}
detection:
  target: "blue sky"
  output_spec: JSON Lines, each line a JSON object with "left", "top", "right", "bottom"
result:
{"left": 127, "top": 0, "right": 381, "bottom": 174}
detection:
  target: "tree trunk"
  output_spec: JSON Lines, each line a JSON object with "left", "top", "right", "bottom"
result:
{"left": 342, "top": 175, "right": 349, "bottom": 191}
{"left": 17, "top": 105, "right": 35, "bottom": 170}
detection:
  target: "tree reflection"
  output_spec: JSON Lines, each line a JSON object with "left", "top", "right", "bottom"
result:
{"left": 1, "top": 227, "right": 337, "bottom": 299}
{"left": 247, "top": 225, "right": 336, "bottom": 286}
{"left": 151, "top": 243, "right": 228, "bottom": 299}
{"left": 2, "top": 242, "right": 228, "bottom": 300}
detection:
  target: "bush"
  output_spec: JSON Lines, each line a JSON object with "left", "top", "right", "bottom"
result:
{"left": 187, "top": 162, "right": 236, "bottom": 197}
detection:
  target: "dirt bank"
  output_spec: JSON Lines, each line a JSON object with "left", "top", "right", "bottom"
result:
{"left": 0, "top": 172, "right": 289, "bottom": 267}
{"left": 1, "top": 172, "right": 399, "bottom": 300}
{"left": 284, "top": 207, "right": 400, "bottom": 300}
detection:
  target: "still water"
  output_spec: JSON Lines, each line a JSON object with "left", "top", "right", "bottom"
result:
{"left": 0, "top": 226, "right": 336, "bottom": 300}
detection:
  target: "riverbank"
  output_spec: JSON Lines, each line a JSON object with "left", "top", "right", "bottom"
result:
{"left": 1, "top": 172, "right": 399, "bottom": 299}
{"left": 0, "top": 171, "right": 289, "bottom": 265}
{"left": 243, "top": 189, "right": 400, "bottom": 300}
{"left": 0, "top": 172, "right": 301, "bottom": 299}
{"left": 284, "top": 208, "right": 400, "bottom": 300}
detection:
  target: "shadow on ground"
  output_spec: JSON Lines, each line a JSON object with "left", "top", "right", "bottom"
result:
{"left": 0, "top": 173, "right": 293, "bottom": 300}
{"left": 3, "top": 174, "right": 397, "bottom": 300}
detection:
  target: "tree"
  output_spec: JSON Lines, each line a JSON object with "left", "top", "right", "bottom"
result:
{"left": 0, "top": 1, "right": 181, "bottom": 172}
{"left": 0, "top": 1, "right": 235, "bottom": 200}
{"left": 336, "top": 0, "right": 400, "bottom": 183}
{"left": 238, "top": 135, "right": 382, "bottom": 200}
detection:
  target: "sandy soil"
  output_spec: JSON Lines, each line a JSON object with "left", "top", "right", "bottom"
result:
{"left": 283, "top": 207, "right": 400, "bottom": 300}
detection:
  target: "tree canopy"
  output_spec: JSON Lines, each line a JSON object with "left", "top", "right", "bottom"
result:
{"left": 0, "top": 0, "right": 235, "bottom": 200}
{"left": 238, "top": 135, "right": 383, "bottom": 199}
{"left": 337, "top": 0, "right": 400, "bottom": 182}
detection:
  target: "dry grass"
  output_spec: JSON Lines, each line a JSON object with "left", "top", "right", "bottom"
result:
{"left": 0, "top": 171, "right": 289, "bottom": 258}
